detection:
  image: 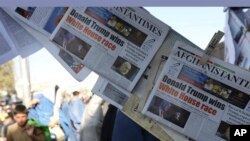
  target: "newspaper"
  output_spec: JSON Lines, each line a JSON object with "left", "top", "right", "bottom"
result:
{"left": 0, "top": 8, "right": 43, "bottom": 57}
{"left": 0, "top": 22, "right": 18, "bottom": 64}
{"left": 50, "top": 7, "right": 170, "bottom": 91}
{"left": 143, "top": 41, "right": 250, "bottom": 141}
{"left": 92, "top": 76, "right": 130, "bottom": 109}
{"left": 11, "top": 7, "right": 68, "bottom": 35}
{"left": 2, "top": 7, "right": 92, "bottom": 81}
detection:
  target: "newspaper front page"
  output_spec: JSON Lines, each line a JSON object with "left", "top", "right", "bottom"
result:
{"left": 143, "top": 41, "right": 250, "bottom": 141}
{"left": 50, "top": 7, "right": 170, "bottom": 91}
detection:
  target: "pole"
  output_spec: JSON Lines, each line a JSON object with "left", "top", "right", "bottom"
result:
{"left": 14, "top": 56, "right": 31, "bottom": 105}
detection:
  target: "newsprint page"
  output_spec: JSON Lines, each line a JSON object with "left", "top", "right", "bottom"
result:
{"left": 0, "top": 8, "right": 43, "bottom": 58}
{"left": 143, "top": 41, "right": 250, "bottom": 141}
{"left": 92, "top": 76, "right": 130, "bottom": 109}
{"left": 3, "top": 7, "right": 91, "bottom": 81}
{"left": 50, "top": 7, "right": 170, "bottom": 91}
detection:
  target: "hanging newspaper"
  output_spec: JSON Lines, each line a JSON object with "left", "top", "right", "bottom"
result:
{"left": 50, "top": 7, "right": 170, "bottom": 91}
{"left": 2, "top": 7, "right": 91, "bottom": 81}
{"left": 10, "top": 7, "right": 68, "bottom": 36}
{"left": 92, "top": 76, "right": 130, "bottom": 109}
{"left": 143, "top": 41, "right": 250, "bottom": 141}
{"left": 0, "top": 8, "right": 42, "bottom": 58}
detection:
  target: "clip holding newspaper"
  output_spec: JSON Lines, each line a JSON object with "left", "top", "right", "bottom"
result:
{"left": 199, "top": 30, "right": 224, "bottom": 65}
{"left": 143, "top": 41, "right": 250, "bottom": 141}
{"left": 50, "top": 7, "right": 170, "bottom": 91}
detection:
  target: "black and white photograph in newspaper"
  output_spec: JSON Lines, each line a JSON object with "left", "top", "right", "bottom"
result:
{"left": 147, "top": 95, "right": 190, "bottom": 128}
{"left": 53, "top": 27, "right": 91, "bottom": 60}
{"left": 111, "top": 56, "right": 140, "bottom": 81}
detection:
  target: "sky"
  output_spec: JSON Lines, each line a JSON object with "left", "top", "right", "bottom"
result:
{"left": 145, "top": 7, "right": 225, "bottom": 48}
{"left": 24, "top": 7, "right": 226, "bottom": 89}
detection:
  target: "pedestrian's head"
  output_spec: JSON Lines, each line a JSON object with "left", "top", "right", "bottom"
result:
{"left": 72, "top": 91, "right": 80, "bottom": 96}
{"left": 13, "top": 104, "right": 28, "bottom": 127}
{"left": 79, "top": 88, "right": 93, "bottom": 104}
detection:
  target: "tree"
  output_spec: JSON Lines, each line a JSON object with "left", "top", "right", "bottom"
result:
{"left": 0, "top": 61, "right": 15, "bottom": 91}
